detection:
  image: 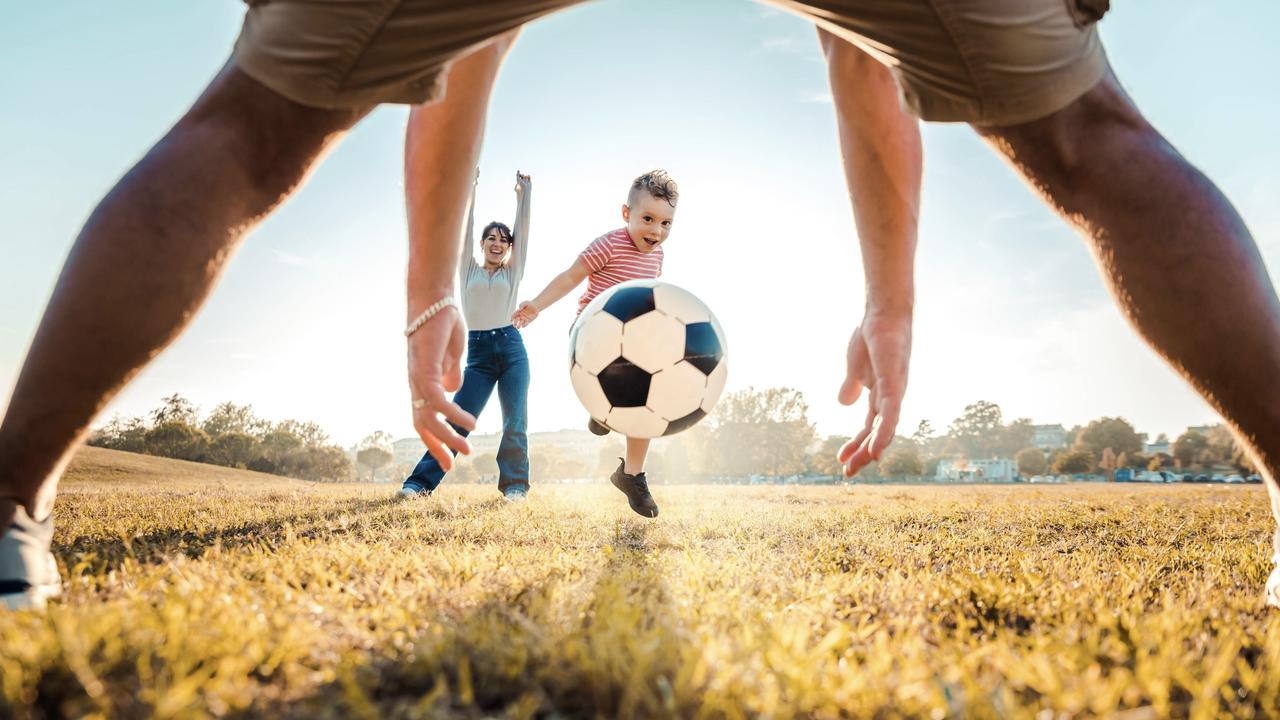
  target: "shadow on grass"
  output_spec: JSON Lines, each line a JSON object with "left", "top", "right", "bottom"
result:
{"left": 269, "top": 518, "right": 694, "bottom": 719}
{"left": 55, "top": 496, "right": 404, "bottom": 575}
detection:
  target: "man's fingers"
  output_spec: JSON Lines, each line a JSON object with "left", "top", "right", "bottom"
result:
{"left": 838, "top": 400, "right": 877, "bottom": 463}
{"left": 838, "top": 376, "right": 863, "bottom": 406}
{"left": 417, "top": 427, "right": 455, "bottom": 471}
{"left": 868, "top": 392, "right": 902, "bottom": 460}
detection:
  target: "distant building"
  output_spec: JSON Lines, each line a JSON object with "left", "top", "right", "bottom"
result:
{"left": 936, "top": 458, "right": 1016, "bottom": 483}
{"left": 1032, "top": 424, "right": 1067, "bottom": 451}
{"left": 392, "top": 437, "right": 428, "bottom": 465}
{"left": 1144, "top": 440, "right": 1170, "bottom": 456}
{"left": 1186, "top": 425, "right": 1215, "bottom": 437}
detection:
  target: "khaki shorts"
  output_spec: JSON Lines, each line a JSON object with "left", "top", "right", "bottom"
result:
{"left": 233, "top": 0, "right": 1110, "bottom": 126}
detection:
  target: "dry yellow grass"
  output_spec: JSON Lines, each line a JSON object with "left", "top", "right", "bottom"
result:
{"left": 2, "top": 446, "right": 1278, "bottom": 719}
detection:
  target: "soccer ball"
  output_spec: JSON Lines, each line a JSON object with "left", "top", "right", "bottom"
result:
{"left": 569, "top": 280, "right": 728, "bottom": 438}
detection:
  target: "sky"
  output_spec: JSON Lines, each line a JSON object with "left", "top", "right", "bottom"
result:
{"left": 3, "top": 1, "right": 1279, "bottom": 449}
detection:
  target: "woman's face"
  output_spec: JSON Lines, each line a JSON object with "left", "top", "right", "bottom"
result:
{"left": 482, "top": 227, "right": 511, "bottom": 266}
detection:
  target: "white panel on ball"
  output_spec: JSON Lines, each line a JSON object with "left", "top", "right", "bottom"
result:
{"left": 653, "top": 283, "right": 711, "bottom": 324}
{"left": 606, "top": 406, "right": 669, "bottom": 439}
{"left": 649, "top": 361, "right": 708, "bottom": 420}
{"left": 570, "top": 363, "right": 612, "bottom": 420}
{"left": 573, "top": 311, "right": 624, "bottom": 374}
{"left": 621, "top": 312, "right": 686, "bottom": 373}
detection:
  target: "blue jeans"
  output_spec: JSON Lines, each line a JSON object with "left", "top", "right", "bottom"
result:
{"left": 403, "top": 325, "right": 530, "bottom": 494}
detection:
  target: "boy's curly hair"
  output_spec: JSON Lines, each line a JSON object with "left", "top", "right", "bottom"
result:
{"left": 629, "top": 169, "right": 679, "bottom": 208}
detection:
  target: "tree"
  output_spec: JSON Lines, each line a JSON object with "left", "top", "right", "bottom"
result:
{"left": 1052, "top": 449, "right": 1094, "bottom": 474}
{"left": 201, "top": 402, "right": 269, "bottom": 438}
{"left": 356, "top": 447, "right": 393, "bottom": 481}
{"left": 1015, "top": 447, "right": 1048, "bottom": 477}
{"left": 305, "top": 446, "right": 353, "bottom": 482}
{"left": 881, "top": 445, "right": 923, "bottom": 478}
{"left": 144, "top": 421, "right": 207, "bottom": 461}
{"left": 946, "top": 401, "right": 1004, "bottom": 459}
{"left": 151, "top": 393, "right": 198, "bottom": 427}
{"left": 1098, "top": 447, "right": 1116, "bottom": 479}
{"left": 596, "top": 438, "right": 626, "bottom": 476}
{"left": 1074, "top": 417, "right": 1143, "bottom": 459}
{"left": 997, "top": 418, "right": 1036, "bottom": 459}
{"left": 809, "top": 435, "right": 851, "bottom": 479}
{"left": 90, "top": 414, "right": 149, "bottom": 453}
{"left": 911, "top": 420, "right": 935, "bottom": 448}
{"left": 276, "top": 419, "right": 331, "bottom": 448}
{"left": 472, "top": 452, "right": 499, "bottom": 480}
{"left": 707, "top": 387, "right": 815, "bottom": 478}
{"left": 208, "top": 431, "right": 256, "bottom": 469}
{"left": 1173, "top": 431, "right": 1208, "bottom": 469}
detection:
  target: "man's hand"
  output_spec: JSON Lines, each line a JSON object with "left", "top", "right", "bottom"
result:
{"left": 837, "top": 311, "right": 912, "bottom": 477}
{"left": 515, "top": 170, "right": 530, "bottom": 194}
{"left": 511, "top": 301, "right": 539, "bottom": 329}
{"left": 407, "top": 304, "right": 475, "bottom": 469}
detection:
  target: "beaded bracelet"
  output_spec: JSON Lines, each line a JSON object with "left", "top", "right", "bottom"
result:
{"left": 404, "top": 296, "right": 457, "bottom": 338}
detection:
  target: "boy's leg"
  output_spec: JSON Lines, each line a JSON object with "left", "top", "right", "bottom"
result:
{"left": 0, "top": 64, "right": 369, "bottom": 527}
{"left": 403, "top": 357, "right": 498, "bottom": 493}
{"left": 975, "top": 74, "right": 1280, "bottom": 599}
{"left": 494, "top": 337, "right": 531, "bottom": 494}
{"left": 624, "top": 437, "right": 651, "bottom": 476}
{"left": 609, "top": 436, "right": 658, "bottom": 518}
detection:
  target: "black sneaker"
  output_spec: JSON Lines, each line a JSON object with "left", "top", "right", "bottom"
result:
{"left": 588, "top": 418, "right": 610, "bottom": 436}
{"left": 610, "top": 458, "right": 659, "bottom": 518}
{"left": 1, "top": 505, "right": 62, "bottom": 611}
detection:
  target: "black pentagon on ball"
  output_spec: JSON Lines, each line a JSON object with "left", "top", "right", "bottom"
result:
{"left": 602, "top": 286, "right": 656, "bottom": 323}
{"left": 598, "top": 357, "right": 652, "bottom": 408}
{"left": 663, "top": 408, "right": 706, "bottom": 436}
{"left": 683, "top": 322, "right": 723, "bottom": 375}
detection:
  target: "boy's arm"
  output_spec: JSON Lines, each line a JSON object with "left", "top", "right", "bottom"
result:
{"left": 458, "top": 168, "right": 479, "bottom": 279}
{"left": 511, "top": 258, "right": 590, "bottom": 328}
{"left": 818, "top": 29, "right": 922, "bottom": 478}
{"left": 510, "top": 171, "right": 531, "bottom": 281}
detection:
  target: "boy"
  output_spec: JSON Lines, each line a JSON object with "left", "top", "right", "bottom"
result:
{"left": 511, "top": 170, "right": 677, "bottom": 518}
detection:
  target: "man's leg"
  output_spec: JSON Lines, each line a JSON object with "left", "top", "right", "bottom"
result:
{"left": 975, "top": 74, "right": 1280, "bottom": 596}
{"left": 0, "top": 64, "right": 370, "bottom": 527}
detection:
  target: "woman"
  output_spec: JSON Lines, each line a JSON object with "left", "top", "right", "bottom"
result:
{"left": 401, "top": 168, "right": 532, "bottom": 499}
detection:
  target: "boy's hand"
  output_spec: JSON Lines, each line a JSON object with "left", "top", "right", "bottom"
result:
{"left": 407, "top": 304, "right": 476, "bottom": 469}
{"left": 515, "top": 171, "right": 530, "bottom": 194}
{"left": 837, "top": 310, "right": 912, "bottom": 477}
{"left": 511, "top": 301, "right": 539, "bottom": 329}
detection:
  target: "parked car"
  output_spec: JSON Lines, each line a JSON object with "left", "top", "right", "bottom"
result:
{"left": 1247, "top": 475, "right": 1263, "bottom": 484}
{"left": 1224, "top": 474, "right": 1245, "bottom": 484}
{"left": 1194, "top": 474, "right": 1211, "bottom": 483}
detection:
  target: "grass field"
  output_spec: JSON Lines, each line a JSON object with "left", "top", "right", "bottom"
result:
{"left": 2, "top": 447, "right": 1279, "bottom": 719}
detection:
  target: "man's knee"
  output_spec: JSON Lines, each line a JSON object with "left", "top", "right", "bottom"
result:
{"left": 978, "top": 76, "right": 1152, "bottom": 181}
{"left": 176, "top": 63, "right": 369, "bottom": 193}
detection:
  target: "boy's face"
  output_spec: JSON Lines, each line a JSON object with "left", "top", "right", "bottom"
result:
{"left": 621, "top": 194, "right": 676, "bottom": 253}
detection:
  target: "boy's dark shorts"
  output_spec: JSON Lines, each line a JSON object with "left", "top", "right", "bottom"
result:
{"left": 233, "top": 0, "right": 1110, "bottom": 126}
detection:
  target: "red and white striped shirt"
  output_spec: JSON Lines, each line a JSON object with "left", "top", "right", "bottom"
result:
{"left": 575, "top": 228, "right": 664, "bottom": 316}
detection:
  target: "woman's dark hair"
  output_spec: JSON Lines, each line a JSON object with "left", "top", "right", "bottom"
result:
{"left": 481, "top": 221, "right": 514, "bottom": 246}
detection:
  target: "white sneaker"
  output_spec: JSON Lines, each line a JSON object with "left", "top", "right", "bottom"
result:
{"left": 396, "top": 485, "right": 430, "bottom": 499}
{"left": 0, "top": 506, "right": 61, "bottom": 611}
{"left": 1266, "top": 554, "right": 1280, "bottom": 609}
